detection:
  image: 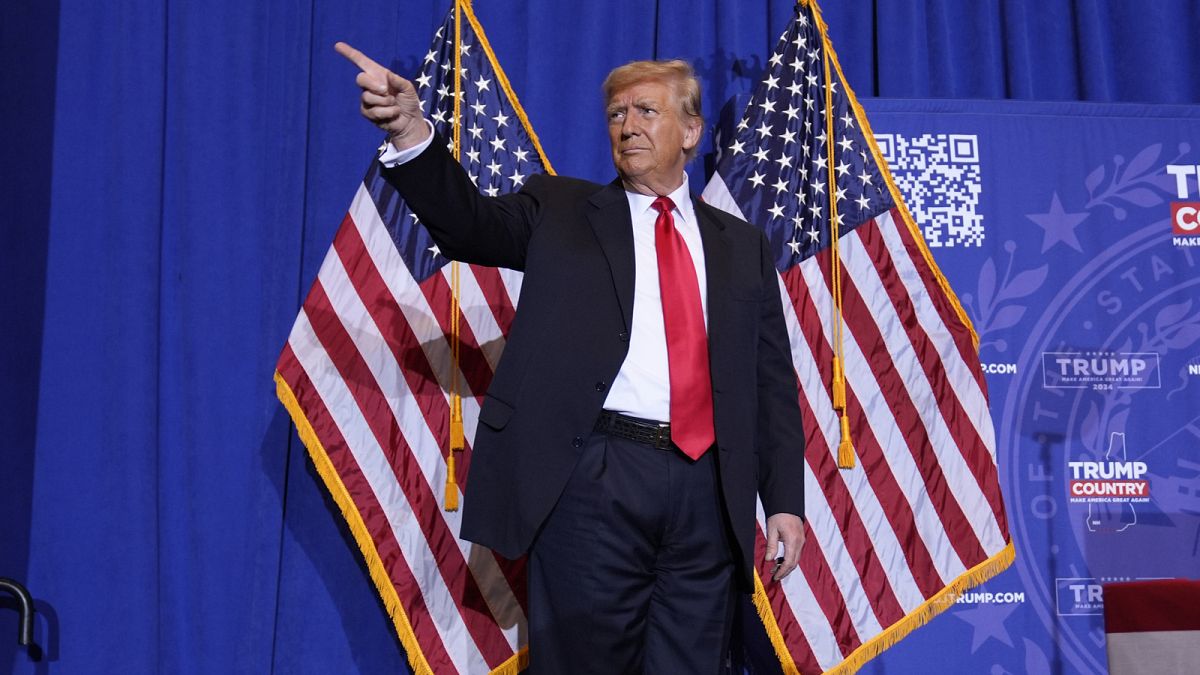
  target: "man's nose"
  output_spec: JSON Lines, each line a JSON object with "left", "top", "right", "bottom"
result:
{"left": 621, "top": 116, "right": 640, "bottom": 138}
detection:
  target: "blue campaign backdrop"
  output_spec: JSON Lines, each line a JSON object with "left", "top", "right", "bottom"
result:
{"left": 2, "top": 1, "right": 1198, "bottom": 673}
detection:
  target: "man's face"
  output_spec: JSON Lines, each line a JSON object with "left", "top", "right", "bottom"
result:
{"left": 607, "top": 79, "right": 701, "bottom": 195}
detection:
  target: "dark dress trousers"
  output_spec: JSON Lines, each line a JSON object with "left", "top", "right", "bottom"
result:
{"left": 382, "top": 136, "right": 807, "bottom": 587}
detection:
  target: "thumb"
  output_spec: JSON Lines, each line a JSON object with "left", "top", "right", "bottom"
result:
{"left": 764, "top": 526, "right": 780, "bottom": 564}
{"left": 386, "top": 70, "right": 414, "bottom": 96}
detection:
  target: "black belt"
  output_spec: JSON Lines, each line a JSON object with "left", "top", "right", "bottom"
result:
{"left": 594, "top": 410, "right": 673, "bottom": 450}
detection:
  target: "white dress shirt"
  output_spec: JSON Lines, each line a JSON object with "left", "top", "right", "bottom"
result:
{"left": 603, "top": 176, "right": 708, "bottom": 422}
{"left": 378, "top": 126, "right": 708, "bottom": 422}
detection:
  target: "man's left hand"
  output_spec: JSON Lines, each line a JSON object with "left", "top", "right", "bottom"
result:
{"left": 765, "top": 513, "right": 806, "bottom": 581}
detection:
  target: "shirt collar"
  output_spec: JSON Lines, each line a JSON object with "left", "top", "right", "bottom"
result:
{"left": 625, "top": 173, "right": 695, "bottom": 225}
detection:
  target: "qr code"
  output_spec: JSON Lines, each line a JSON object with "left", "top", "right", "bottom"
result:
{"left": 875, "top": 134, "right": 984, "bottom": 247}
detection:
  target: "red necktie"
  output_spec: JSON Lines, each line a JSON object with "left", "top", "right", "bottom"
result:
{"left": 651, "top": 196, "right": 715, "bottom": 459}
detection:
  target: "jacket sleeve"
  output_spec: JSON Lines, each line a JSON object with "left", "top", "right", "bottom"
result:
{"left": 754, "top": 230, "right": 807, "bottom": 519}
{"left": 380, "top": 132, "right": 541, "bottom": 270}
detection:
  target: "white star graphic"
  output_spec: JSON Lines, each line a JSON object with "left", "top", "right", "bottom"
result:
{"left": 807, "top": 227, "right": 821, "bottom": 242}
{"left": 835, "top": 160, "right": 850, "bottom": 176}
{"left": 838, "top": 136, "right": 854, "bottom": 152}
{"left": 857, "top": 169, "right": 873, "bottom": 186}
{"left": 513, "top": 148, "right": 529, "bottom": 163}
{"left": 758, "top": 98, "right": 777, "bottom": 114}
{"left": 466, "top": 148, "right": 480, "bottom": 163}
{"left": 489, "top": 137, "right": 506, "bottom": 152}
{"left": 416, "top": 73, "right": 432, "bottom": 89}
{"left": 774, "top": 152, "right": 793, "bottom": 170}
{"left": 841, "top": 111, "right": 855, "bottom": 128}
{"left": 756, "top": 121, "right": 774, "bottom": 139}
{"left": 460, "top": 43, "right": 471, "bottom": 56}
{"left": 783, "top": 105, "right": 800, "bottom": 121}
{"left": 487, "top": 160, "right": 502, "bottom": 175}
{"left": 424, "top": 50, "right": 436, "bottom": 64}
{"left": 786, "top": 81, "right": 803, "bottom": 98}
{"left": 773, "top": 177, "right": 789, "bottom": 193}
{"left": 780, "top": 129, "right": 797, "bottom": 145}
{"left": 808, "top": 203, "right": 823, "bottom": 219}
{"left": 468, "top": 125, "right": 483, "bottom": 139}
{"left": 470, "top": 101, "right": 487, "bottom": 116}
{"left": 748, "top": 171, "right": 766, "bottom": 188}
{"left": 753, "top": 146, "right": 770, "bottom": 163}
{"left": 475, "top": 76, "right": 491, "bottom": 91}
{"left": 492, "top": 112, "right": 509, "bottom": 128}
{"left": 787, "top": 239, "right": 802, "bottom": 254}
{"left": 768, "top": 202, "right": 786, "bottom": 220}
{"left": 730, "top": 139, "right": 746, "bottom": 155}
{"left": 855, "top": 194, "right": 871, "bottom": 210}
{"left": 484, "top": 186, "right": 499, "bottom": 197}
{"left": 764, "top": 74, "right": 780, "bottom": 91}
{"left": 428, "top": 244, "right": 441, "bottom": 256}
{"left": 509, "top": 170, "right": 525, "bottom": 187}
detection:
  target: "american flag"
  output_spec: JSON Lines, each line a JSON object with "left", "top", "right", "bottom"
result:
{"left": 700, "top": 1, "right": 1013, "bottom": 673}
{"left": 274, "top": 4, "right": 547, "bottom": 673}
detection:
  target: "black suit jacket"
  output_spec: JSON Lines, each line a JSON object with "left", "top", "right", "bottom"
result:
{"left": 383, "top": 137, "right": 805, "bottom": 586}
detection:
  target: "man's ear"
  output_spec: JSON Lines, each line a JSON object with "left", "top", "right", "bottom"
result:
{"left": 682, "top": 118, "right": 702, "bottom": 154}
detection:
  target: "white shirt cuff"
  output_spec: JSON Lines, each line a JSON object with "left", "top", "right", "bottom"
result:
{"left": 377, "top": 119, "right": 436, "bottom": 167}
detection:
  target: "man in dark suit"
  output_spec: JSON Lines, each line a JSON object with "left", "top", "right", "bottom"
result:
{"left": 337, "top": 42, "right": 806, "bottom": 674}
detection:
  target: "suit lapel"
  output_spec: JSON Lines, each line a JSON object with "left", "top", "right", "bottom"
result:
{"left": 587, "top": 181, "right": 636, "bottom": 331}
{"left": 694, "top": 197, "right": 731, "bottom": 329}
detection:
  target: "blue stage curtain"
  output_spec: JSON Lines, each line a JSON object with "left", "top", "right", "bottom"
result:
{"left": 2, "top": 0, "right": 1197, "bottom": 672}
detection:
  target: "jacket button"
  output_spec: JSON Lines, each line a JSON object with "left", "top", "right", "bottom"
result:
{"left": 618, "top": 331, "right": 629, "bottom": 342}
{"left": 595, "top": 381, "right": 607, "bottom": 392}
{"left": 572, "top": 436, "right": 584, "bottom": 448}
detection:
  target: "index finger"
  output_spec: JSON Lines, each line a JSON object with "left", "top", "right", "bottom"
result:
{"left": 335, "top": 41, "right": 385, "bottom": 75}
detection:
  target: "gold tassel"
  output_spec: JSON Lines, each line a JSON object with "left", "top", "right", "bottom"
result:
{"left": 449, "top": 393, "right": 465, "bottom": 452}
{"left": 837, "top": 413, "right": 856, "bottom": 469}
{"left": 444, "top": 452, "right": 459, "bottom": 511}
{"left": 445, "top": 393, "right": 464, "bottom": 511}
{"left": 831, "top": 355, "right": 846, "bottom": 411}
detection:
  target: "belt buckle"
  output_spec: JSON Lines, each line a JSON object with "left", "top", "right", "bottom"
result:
{"left": 653, "top": 423, "right": 671, "bottom": 450}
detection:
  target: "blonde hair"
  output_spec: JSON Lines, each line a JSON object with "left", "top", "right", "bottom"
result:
{"left": 603, "top": 59, "right": 704, "bottom": 160}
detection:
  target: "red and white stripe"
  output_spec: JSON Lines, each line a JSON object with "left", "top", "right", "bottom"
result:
{"left": 279, "top": 183, "right": 528, "bottom": 673}
{"left": 1105, "top": 579, "right": 1200, "bottom": 675}
{"left": 704, "top": 172, "right": 1009, "bottom": 673}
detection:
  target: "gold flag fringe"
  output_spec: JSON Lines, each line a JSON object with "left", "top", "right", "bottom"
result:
{"left": 275, "top": 372, "right": 436, "bottom": 675}
{"left": 751, "top": 542, "right": 1016, "bottom": 674}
